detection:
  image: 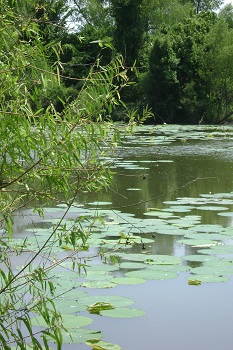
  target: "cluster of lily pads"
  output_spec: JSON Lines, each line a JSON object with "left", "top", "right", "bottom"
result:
{"left": 6, "top": 186, "right": 233, "bottom": 348}
{"left": 6, "top": 124, "right": 233, "bottom": 349}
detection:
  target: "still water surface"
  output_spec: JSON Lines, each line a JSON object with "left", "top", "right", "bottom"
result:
{"left": 15, "top": 125, "right": 233, "bottom": 350}
{"left": 76, "top": 125, "right": 233, "bottom": 350}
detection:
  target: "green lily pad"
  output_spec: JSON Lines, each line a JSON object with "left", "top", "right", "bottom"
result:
{"left": 177, "top": 239, "right": 220, "bottom": 247}
{"left": 125, "top": 269, "right": 177, "bottom": 280}
{"left": 182, "top": 255, "right": 221, "bottom": 263}
{"left": 55, "top": 300, "right": 87, "bottom": 314}
{"left": 86, "top": 339, "right": 121, "bottom": 350}
{"left": 196, "top": 206, "right": 228, "bottom": 211}
{"left": 31, "top": 314, "right": 93, "bottom": 328}
{"left": 218, "top": 212, "right": 233, "bottom": 217}
{"left": 100, "top": 307, "right": 145, "bottom": 318}
{"left": 88, "top": 201, "right": 112, "bottom": 206}
{"left": 110, "top": 277, "right": 146, "bottom": 285}
{"left": 190, "top": 265, "right": 233, "bottom": 275}
{"left": 59, "top": 328, "right": 103, "bottom": 344}
{"left": 89, "top": 264, "right": 120, "bottom": 272}
{"left": 120, "top": 253, "right": 180, "bottom": 265}
{"left": 163, "top": 206, "right": 193, "bottom": 213}
{"left": 119, "top": 262, "right": 146, "bottom": 269}
{"left": 183, "top": 233, "right": 227, "bottom": 241}
{"left": 82, "top": 281, "right": 117, "bottom": 289}
{"left": 188, "top": 224, "right": 224, "bottom": 233}
{"left": 143, "top": 211, "right": 175, "bottom": 218}
{"left": 79, "top": 295, "right": 135, "bottom": 307}
{"left": 197, "top": 245, "right": 233, "bottom": 255}
{"left": 187, "top": 275, "right": 229, "bottom": 283}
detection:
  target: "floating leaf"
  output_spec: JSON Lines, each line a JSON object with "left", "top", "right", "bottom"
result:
{"left": 218, "top": 212, "right": 233, "bottom": 217}
{"left": 125, "top": 269, "right": 177, "bottom": 280}
{"left": 119, "top": 262, "right": 146, "bottom": 269}
{"left": 99, "top": 307, "right": 145, "bottom": 318}
{"left": 177, "top": 238, "right": 220, "bottom": 247}
{"left": 78, "top": 295, "right": 135, "bottom": 308}
{"left": 190, "top": 265, "right": 233, "bottom": 276}
{"left": 188, "top": 275, "right": 229, "bottom": 283}
{"left": 59, "top": 328, "right": 103, "bottom": 344}
{"left": 86, "top": 339, "right": 121, "bottom": 350}
{"left": 88, "top": 201, "right": 112, "bottom": 205}
{"left": 55, "top": 300, "right": 87, "bottom": 314}
{"left": 182, "top": 255, "right": 221, "bottom": 263}
{"left": 188, "top": 224, "right": 224, "bottom": 233}
{"left": 196, "top": 206, "right": 228, "bottom": 211}
{"left": 82, "top": 281, "right": 117, "bottom": 289}
{"left": 31, "top": 314, "right": 93, "bottom": 328}
{"left": 110, "top": 277, "right": 146, "bottom": 285}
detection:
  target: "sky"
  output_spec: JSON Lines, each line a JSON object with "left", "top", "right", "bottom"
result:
{"left": 222, "top": 0, "right": 233, "bottom": 6}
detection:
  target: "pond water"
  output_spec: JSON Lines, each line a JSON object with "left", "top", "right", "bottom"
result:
{"left": 12, "top": 124, "right": 233, "bottom": 350}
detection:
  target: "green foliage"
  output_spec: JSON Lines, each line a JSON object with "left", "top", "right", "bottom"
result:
{"left": 146, "top": 10, "right": 233, "bottom": 123}
{"left": 0, "top": 2, "right": 142, "bottom": 349}
{"left": 110, "top": 0, "right": 147, "bottom": 67}
{"left": 219, "top": 4, "right": 233, "bottom": 29}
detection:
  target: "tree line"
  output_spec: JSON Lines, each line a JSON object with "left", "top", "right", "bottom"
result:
{"left": 2, "top": 0, "right": 233, "bottom": 123}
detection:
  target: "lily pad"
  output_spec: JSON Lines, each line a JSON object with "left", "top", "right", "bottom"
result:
{"left": 99, "top": 307, "right": 145, "bottom": 318}
{"left": 59, "top": 328, "right": 103, "bottom": 344}
{"left": 119, "top": 262, "right": 146, "bottom": 269}
{"left": 55, "top": 300, "right": 87, "bottom": 314}
{"left": 125, "top": 269, "right": 177, "bottom": 280}
{"left": 31, "top": 314, "right": 93, "bottom": 328}
{"left": 196, "top": 206, "right": 228, "bottom": 211}
{"left": 187, "top": 275, "right": 229, "bottom": 283}
{"left": 182, "top": 255, "right": 221, "bottom": 263}
{"left": 79, "top": 295, "right": 135, "bottom": 307}
{"left": 218, "top": 212, "right": 233, "bottom": 217}
{"left": 177, "top": 238, "right": 220, "bottom": 247}
{"left": 110, "top": 277, "right": 146, "bottom": 285}
{"left": 82, "top": 281, "right": 117, "bottom": 289}
{"left": 86, "top": 339, "right": 121, "bottom": 350}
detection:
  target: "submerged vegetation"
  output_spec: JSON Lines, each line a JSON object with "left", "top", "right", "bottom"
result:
{"left": 1, "top": 0, "right": 233, "bottom": 349}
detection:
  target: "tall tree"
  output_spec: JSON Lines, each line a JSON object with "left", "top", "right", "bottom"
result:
{"left": 146, "top": 11, "right": 221, "bottom": 123}
{"left": 110, "top": 0, "right": 147, "bottom": 67}
{"left": 181, "top": 0, "right": 223, "bottom": 13}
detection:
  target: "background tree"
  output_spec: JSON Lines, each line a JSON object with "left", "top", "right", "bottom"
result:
{"left": 145, "top": 11, "right": 221, "bottom": 123}
{"left": 181, "top": 0, "right": 223, "bottom": 13}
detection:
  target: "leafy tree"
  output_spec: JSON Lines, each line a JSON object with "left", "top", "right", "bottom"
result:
{"left": 181, "top": 0, "right": 223, "bottom": 13}
{"left": 219, "top": 3, "right": 233, "bottom": 28}
{"left": 146, "top": 11, "right": 225, "bottom": 123}
{"left": 146, "top": 9, "right": 233, "bottom": 124}
{"left": 202, "top": 19, "right": 233, "bottom": 122}
{"left": 0, "top": 2, "right": 147, "bottom": 348}
{"left": 110, "top": 0, "right": 148, "bottom": 67}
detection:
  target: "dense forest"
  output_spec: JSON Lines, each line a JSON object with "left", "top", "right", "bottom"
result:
{"left": 1, "top": 0, "right": 233, "bottom": 124}
{"left": 2, "top": 0, "right": 233, "bottom": 124}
